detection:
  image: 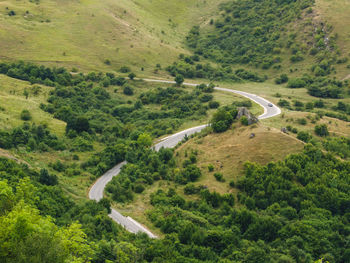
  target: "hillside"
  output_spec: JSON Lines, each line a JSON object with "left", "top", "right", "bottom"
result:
{"left": 0, "top": 0, "right": 224, "bottom": 75}
{"left": 0, "top": 0, "right": 350, "bottom": 262}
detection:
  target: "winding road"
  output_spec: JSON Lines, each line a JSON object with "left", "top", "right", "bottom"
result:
{"left": 89, "top": 79, "right": 281, "bottom": 238}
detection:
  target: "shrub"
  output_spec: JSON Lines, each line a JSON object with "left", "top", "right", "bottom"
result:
{"left": 287, "top": 78, "right": 306, "bottom": 89}
{"left": 134, "top": 184, "right": 145, "bottom": 193}
{"left": 39, "top": 168, "right": 58, "bottom": 186}
{"left": 199, "top": 94, "right": 213, "bottom": 102}
{"left": 297, "top": 131, "right": 312, "bottom": 142}
{"left": 20, "top": 110, "right": 32, "bottom": 121}
{"left": 240, "top": 116, "right": 249, "bottom": 126}
{"left": 314, "top": 100, "right": 325, "bottom": 108}
{"left": 315, "top": 124, "right": 329, "bottom": 137}
{"left": 123, "top": 86, "right": 134, "bottom": 96}
{"left": 208, "top": 164, "right": 214, "bottom": 172}
{"left": 211, "top": 108, "right": 235, "bottom": 133}
{"left": 214, "top": 172, "right": 224, "bottom": 182}
{"left": 278, "top": 99, "right": 290, "bottom": 107}
{"left": 275, "top": 74, "right": 288, "bottom": 84}
{"left": 175, "top": 74, "right": 184, "bottom": 86}
{"left": 209, "top": 101, "right": 220, "bottom": 109}
{"left": 128, "top": 72, "right": 136, "bottom": 80}
{"left": 184, "top": 184, "right": 200, "bottom": 195}
{"left": 297, "top": 118, "right": 307, "bottom": 125}
{"left": 120, "top": 66, "right": 130, "bottom": 73}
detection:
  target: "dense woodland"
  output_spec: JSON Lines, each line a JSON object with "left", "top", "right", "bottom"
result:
{"left": 1, "top": 0, "right": 350, "bottom": 262}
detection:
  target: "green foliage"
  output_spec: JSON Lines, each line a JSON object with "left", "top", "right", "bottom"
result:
{"left": 213, "top": 172, "right": 224, "bottom": 182}
{"left": 123, "top": 85, "right": 134, "bottom": 96}
{"left": 174, "top": 74, "right": 184, "bottom": 86}
{"left": 287, "top": 78, "right": 307, "bottom": 89}
{"left": 119, "top": 66, "right": 130, "bottom": 73}
{"left": 323, "top": 137, "right": 350, "bottom": 159}
{"left": 278, "top": 99, "right": 291, "bottom": 108}
{"left": 186, "top": 0, "right": 313, "bottom": 68}
{"left": 275, "top": 74, "right": 289, "bottom": 84}
{"left": 20, "top": 109, "right": 32, "bottom": 121}
{"left": 128, "top": 72, "right": 136, "bottom": 80}
{"left": 211, "top": 105, "right": 237, "bottom": 133}
{"left": 297, "top": 118, "right": 307, "bottom": 125}
{"left": 297, "top": 131, "right": 312, "bottom": 142}
{"left": 137, "top": 133, "right": 152, "bottom": 147}
{"left": 240, "top": 116, "right": 249, "bottom": 126}
{"left": 166, "top": 55, "right": 263, "bottom": 82}
{"left": 39, "top": 168, "right": 58, "bottom": 186}
{"left": 0, "top": 123, "right": 65, "bottom": 151}
{"left": 314, "top": 124, "right": 329, "bottom": 137}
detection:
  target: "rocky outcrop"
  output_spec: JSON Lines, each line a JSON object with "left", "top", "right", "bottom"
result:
{"left": 236, "top": 107, "right": 258, "bottom": 125}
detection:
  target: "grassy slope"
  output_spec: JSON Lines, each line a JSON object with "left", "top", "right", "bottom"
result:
{"left": 0, "top": 74, "right": 65, "bottom": 135}
{"left": 0, "top": 0, "right": 224, "bottom": 75}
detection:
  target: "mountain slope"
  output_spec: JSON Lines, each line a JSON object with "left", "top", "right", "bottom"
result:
{"left": 0, "top": 0, "right": 224, "bottom": 74}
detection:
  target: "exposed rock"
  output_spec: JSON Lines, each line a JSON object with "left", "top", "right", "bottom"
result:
{"left": 281, "top": 127, "right": 288, "bottom": 134}
{"left": 236, "top": 107, "right": 258, "bottom": 125}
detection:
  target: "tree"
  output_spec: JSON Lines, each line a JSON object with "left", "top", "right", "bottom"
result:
{"left": 123, "top": 86, "right": 134, "bottom": 96}
{"left": 39, "top": 168, "right": 58, "bottom": 186}
{"left": 315, "top": 124, "right": 329, "bottom": 137}
{"left": 211, "top": 108, "right": 234, "bottom": 133}
{"left": 20, "top": 110, "right": 32, "bottom": 121}
{"left": 297, "top": 131, "right": 312, "bottom": 142}
{"left": 128, "top": 72, "right": 136, "bottom": 80}
{"left": 287, "top": 78, "right": 306, "bottom": 89}
{"left": 240, "top": 116, "right": 249, "bottom": 126}
{"left": 66, "top": 116, "right": 90, "bottom": 133}
{"left": 175, "top": 74, "right": 184, "bottom": 86}
{"left": 137, "top": 133, "right": 152, "bottom": 147}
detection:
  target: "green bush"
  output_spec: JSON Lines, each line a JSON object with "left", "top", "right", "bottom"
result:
{"left": 123, "top": 86, "right": 134, "bottom": 96}
{"left": 20, "top": 110, "right": 32, "bottom": 121}
{"left": 120, "top": 66, "right": 130, "bottom": 73}
{"left": 315, "top": 124, "right": 329, "bottom": 137}
{"left": 214, "top": 172, "right": 224, "bottom": 182}
{"left": 297, "top": 131, "right": 312, "bottom": 142}
{"left": 209, "top": 101, "right": 220, "bottom": 109}
{"left": 240, "top": 116, "right": 249, "bottom": 126}
{"left": 208, "top": 164, "right": 214, "bottom": 172}
{"left": 287, "top": 78, "right": 306, "bottom": 89}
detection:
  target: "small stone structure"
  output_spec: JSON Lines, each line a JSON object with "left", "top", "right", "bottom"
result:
{"left": 236, "top": 107, "right": 258, "bottom": 125}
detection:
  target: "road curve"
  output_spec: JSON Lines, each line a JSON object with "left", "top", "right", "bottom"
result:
{"left": 89, "top": 78, "right": 281, "bottom": 238}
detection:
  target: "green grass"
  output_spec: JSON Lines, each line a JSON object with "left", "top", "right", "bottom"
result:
{"left": 0, "top": 0, "right": 225, "bottom": 75}
{"left": 0, "top": 74, "right": 66, "bottom": 135}
{"left": 175, "top": 124, "right": 304, "bottom": 194}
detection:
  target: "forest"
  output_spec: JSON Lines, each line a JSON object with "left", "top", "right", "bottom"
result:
{"left": 0, "top": 0, "right": 350, "bottom": 262}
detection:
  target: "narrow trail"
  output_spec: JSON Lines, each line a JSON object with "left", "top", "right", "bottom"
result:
{"left": 89, "top": 79, "right": 281, "bottom": 238}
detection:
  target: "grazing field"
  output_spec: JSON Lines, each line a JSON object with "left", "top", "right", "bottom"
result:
{"left": 0, "top": 0, "right": 224, "bottom": 75}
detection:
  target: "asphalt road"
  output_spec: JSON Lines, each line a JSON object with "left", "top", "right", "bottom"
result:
{"left": 88, "top": 78, "right": 281, "bottom": 238}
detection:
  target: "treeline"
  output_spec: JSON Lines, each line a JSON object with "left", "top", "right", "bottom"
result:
{"left": 284, "top": 75, "right": 346, "bottom": 99}
{"left": 166, "top": 54, "right": 266, "bottom": 82}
